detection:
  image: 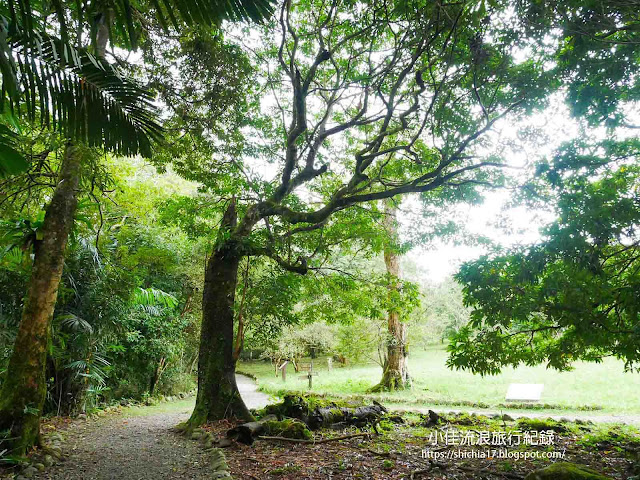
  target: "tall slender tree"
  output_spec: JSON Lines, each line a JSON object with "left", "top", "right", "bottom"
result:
{"left": 0, "top": 21, "right": 163, "bottom": 457}
{"left": 0, "top": 143, "right": 84, "bottom": 454}
{"left": 372, "top": 199, "right": 410, "bottom": 391}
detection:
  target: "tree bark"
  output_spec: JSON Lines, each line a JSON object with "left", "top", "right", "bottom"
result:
{"left": 187, "top": 200, "right": 253, "bottom": 428}
{"left": 95, "top": 9, "right": 113, "bottom": 58}
{"left": 232, "top": 257, "right": 250, "bottom": 362}
{"left": 149, "top": 357, "right": 166, "bottom": 396}
{"left": 372, "top": 199, "right": 410, "bottom": 391}
{"left": 0, "top": 143, "right": 81, "bottom": 456}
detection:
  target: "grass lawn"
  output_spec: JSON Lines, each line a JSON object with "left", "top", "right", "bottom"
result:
{"left": 121, "top": 397, "right": 196, "bottom": 417}
{"left": 238, "top": 345, "right": 640, "bottom": 414}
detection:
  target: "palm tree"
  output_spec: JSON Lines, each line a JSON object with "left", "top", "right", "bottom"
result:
{"left": 0, "top": 0, "right": 275, "bottom": 170}
{"left": 0, "top": 0, "right": 274, "bottom": 456}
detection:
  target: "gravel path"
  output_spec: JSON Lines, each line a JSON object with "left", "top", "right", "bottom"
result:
{"left": 32, "top": 400, "right": 208, "bottom": 480}
{"left": 236, "top": 373, "right": 272, "bottom": 410}
{"left": 27, "top": 375, "right": 271, "bottom": 480}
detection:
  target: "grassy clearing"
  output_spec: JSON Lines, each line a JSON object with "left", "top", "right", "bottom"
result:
{"left": 122, "top": 397, "right": 196, "bottom": 417}
{"left": 238, "top": 345, "right": 640, "bottom": 414}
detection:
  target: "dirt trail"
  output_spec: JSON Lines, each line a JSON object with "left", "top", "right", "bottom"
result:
{"left": 235, "top": 373, "right": 271, "bottom": 410}
{"left": 403, "top": 405, "right": 640, "bottom": 426}
{"left": 31, "top": 401, "right": 207, "bottom": 480}
{"left": 22, "top": 375, "right": 269, "bottom": 480}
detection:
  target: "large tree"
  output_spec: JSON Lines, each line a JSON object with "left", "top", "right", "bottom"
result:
{"left": 0, "top": 0, "right": 274, "bottom": 455}
{"left": 447, "top": 0, "right": 640, "bottom": 375}
{"left": 183, "top": 0, "right": 553, "bottom": 426}
{"left": 449, "top": 140, "right": 640, "bottom": 374}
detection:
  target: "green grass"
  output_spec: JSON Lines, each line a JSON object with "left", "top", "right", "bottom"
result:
{"left": 238, "top": 345, "right": 640, "bottom": 415}
{"left": 122, "top": 397, "right": 195, "bottom": 417}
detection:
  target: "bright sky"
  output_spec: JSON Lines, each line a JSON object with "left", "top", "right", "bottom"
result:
{"left": 397, "top": 98, "right": 582, "bottom": 283}
{"left": 402, "top": 192, "right": 549, "bottom": 283}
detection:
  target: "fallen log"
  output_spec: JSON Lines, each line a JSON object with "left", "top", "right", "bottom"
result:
{"left": 307, "top": 401, "right": 387, "bottom": 430}
{"left": 263, "top": 395, "right": 309, "bottom": 422}
{"left": 263, "top": 395, "right": 387, "bottom": 430}
{"left": 230, "top": 396, "right": 389, "bottom": 444}
{"left": 227, "top": 416, "right": 313, "bottom": 445}
{"left": 227, "top": 414, "right": 277, "bottom": 445}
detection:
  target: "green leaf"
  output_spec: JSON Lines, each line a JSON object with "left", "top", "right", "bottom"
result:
{"left": 0, "top": 142, "right": 28, "bottom": 177}
{"left": 0, "top": 123, "right": 28, "bottom": 177}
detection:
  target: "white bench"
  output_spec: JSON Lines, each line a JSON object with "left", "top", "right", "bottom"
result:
{"left": 505, "top": 383, "right": 544, "bottom": 402}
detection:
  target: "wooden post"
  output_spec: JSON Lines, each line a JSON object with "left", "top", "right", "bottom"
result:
{"left": 308, "top": 359, "right": 313, "bottom": 389}
{"left": 279, "top": 361, "right": 288, "bottom": 382}
{"left": 327, "top": 357, "right": 332, "bottom": 372}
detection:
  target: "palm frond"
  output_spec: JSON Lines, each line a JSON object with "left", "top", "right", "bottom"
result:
{"left": 140, "top": 304, "right": 162, "bottom": 316}
{"left": 75, "top": 367, "right": 108, "bottom": 386}
{"left": 0, "top": 245, "right": 27, "bottom": 271}
{"left": 5, "top": 0, "right": 274, "bottom": 57}
{"left": 58, "top": 313, "right": 94, "bottom": 334}
{"left": 1, "top": 24, "right": 163, "bottom": 158}
{"left": 150, "top": 0, "right": 276, "bottom": 26}
{"left": 1, "top": 0, "right": 275, "bottom": 167}
{"left": 131, "top": 287, "right": 178, "bottom": 309}
{"left": 0, "top": 16, "right": 18, "bottom": 99}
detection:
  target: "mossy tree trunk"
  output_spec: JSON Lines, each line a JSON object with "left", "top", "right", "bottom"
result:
{"left": 373, "top": 200, "right": 410, "bottom": 392}
{"left": 187, "top": 200, "right": 253, "bottom": 428}
{"left": 0, "top": 143, "right": 81, "bottom": 456}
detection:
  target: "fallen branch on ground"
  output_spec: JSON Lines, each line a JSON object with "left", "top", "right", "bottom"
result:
{"left": 257, "top": 432, "right": 371, "bottom": 444}
{"left": 410, "top": 460, "right": 448, "bottom": 479}
{"left": 367, "top": 448, "right": 393, "bottom": 457}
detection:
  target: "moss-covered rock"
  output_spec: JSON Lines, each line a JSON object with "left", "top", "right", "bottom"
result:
{"left": 260, "top": 395, "right": 310, "bottom": 420}
{"left": 517, "top": 417, "right": 567, "bottom": 433}
{"left": 451, "top": 412, "right": 490, "bottom": 426}
{"left": 258, "top": 394, "right": 359, "bottom": 422}
{"left": 524, "top": 462, "right": 613, "bottom": 480}
{"left": 263, "top": 419, "right": 312, "bottom": 440}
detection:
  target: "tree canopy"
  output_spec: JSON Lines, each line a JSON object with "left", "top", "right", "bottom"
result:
{"left": 448, "top": 0, "right": 640, "bottom": 375}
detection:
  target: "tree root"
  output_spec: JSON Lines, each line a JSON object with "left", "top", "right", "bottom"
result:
{"left": 458, "top": 465, "right": 524, "bottom": 479}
